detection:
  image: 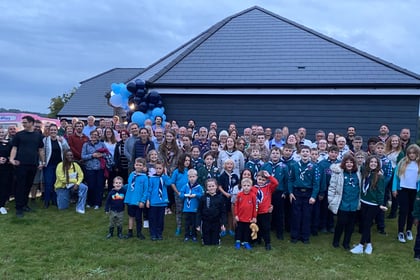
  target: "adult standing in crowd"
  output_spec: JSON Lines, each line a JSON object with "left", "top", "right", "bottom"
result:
{"left": 9, "top": 115, "right": 45, "bottom": 218}
{"left": 124, "top": 123, "right": 140, "bottom": 173}
{"left": 132, "top": 127, "right": 155, "bottom": 166}
{"left": 81, "top": 130, "right": 108, "bottom": 209}
{"left": 400, "top": 128, "right": 411, "bottom": 152}
{"left": 43, "top": 124, "right": 69, "bottom": 208}
{"left": 378, "top": 124, "right": 390, "bottom": 143}
{"left": 67, "top": 121, "right": 89, "bottom": 164}
{"left": 114, "top": 130, "right": 130, "bottom": 184}
{"left": 0, "top": 129, "right": 13, "bottom": 214}
{"left": 6, "top": 125, "right": 17, "bottom": 141}
{"left": 83, "top": 116, "right": 96, "bottom": 138}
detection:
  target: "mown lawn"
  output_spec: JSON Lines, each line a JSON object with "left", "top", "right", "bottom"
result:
{"left": 0, "top": 200, "right": 418, "bottom": 280}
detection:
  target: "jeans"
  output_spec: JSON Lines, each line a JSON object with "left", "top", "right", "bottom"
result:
{"left": 85, "top": 169, "right": 105, "bottom": 207}
{"left": 43, "top": 164, "right": 58, "bottom": 206}
{"left": 56, "top": 183, "right": 88, "bottom": 211}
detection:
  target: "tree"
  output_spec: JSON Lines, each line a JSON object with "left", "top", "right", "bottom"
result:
{"left": 48, "top": 87, "right": 77, "bottom": 118}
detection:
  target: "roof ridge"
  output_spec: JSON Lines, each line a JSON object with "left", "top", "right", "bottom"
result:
{"left": 80, "top": 68, "right": 144, "bottom": 84}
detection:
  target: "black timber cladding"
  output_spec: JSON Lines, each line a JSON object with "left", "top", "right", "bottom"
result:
{"left": 162, "top": 94, "right": 419, "bottom": 141}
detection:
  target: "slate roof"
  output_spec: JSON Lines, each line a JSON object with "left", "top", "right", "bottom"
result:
{"left": 58, "top": 68, "right": 144, "bottom": 118}
{"left": 139, "top": 6, "right": 419, "bottom": 87}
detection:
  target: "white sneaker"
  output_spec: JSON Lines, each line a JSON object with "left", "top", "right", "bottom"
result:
{"left": 143, "top": 220, "right": 149, "bottom": 228}
{"left": 398, "top": 232, "right": 406, "bottom": 243}
{"left": 93, "top": 205, "right": 100, "bottom": 210}
{"left": 406, "top": 230, "right": 413, "bottom": 241}
{"left": 76, "top": 209, "right": 85, "bottom": 214}
{"left": 350, "top": 244, "right": 364, "bottom": 254}
{"left": 364, "top": 243, "right": 373, "bottom": 254}
{"left": 0, "top": 207, "right": 7, "bottom": 215}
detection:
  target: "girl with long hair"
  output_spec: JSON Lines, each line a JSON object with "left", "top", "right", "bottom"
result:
{"left": 392, "top": 144, "right": 420, "bottom": 243}
{"left": 351, "top": 156, "right": 387, "bottom": 254}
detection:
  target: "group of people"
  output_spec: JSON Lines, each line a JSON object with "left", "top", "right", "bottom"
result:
{"left": 1, "top": 115, "right": 420, "bottom": 259}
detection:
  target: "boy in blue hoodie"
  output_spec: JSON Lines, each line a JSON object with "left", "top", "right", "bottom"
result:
{"left": 179, "top": 169, "right": 204, "bottom": 242}
{"left": 146, "top": 160, "right": 171, "bottom": 241}
{"left": 124, "top": 157, "right": 148, "bottom": 240}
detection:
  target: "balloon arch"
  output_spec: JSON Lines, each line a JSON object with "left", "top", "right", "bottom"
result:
{"left": 109, "top": 79, "right": 166, "bottom": 127}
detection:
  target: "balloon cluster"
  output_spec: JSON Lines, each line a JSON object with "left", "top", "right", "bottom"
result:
{"left": 109, "top": 79, "right": 166, "bottom": 127}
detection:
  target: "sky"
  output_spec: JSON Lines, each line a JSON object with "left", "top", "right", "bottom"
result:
{"left": 1, "top": 0, "right": 419, "bottom": 114}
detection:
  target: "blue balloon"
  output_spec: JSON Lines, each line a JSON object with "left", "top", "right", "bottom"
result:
{"left": 152, "top": 107, "right": 164, "bottom": 118}
{"left": 110, "top": 94, "right": 123, "bottom": 107}
{"left": 111, "top": 83, "right": 121, "bottom": 95}
{"left": 131, "top": 111, "right": 146, "bottom": 126}
{"left": 120, "top": 86, "right": 131, "bottom": 99}
{"left": 162, "top": 114, "right": 166, "bottom": 121}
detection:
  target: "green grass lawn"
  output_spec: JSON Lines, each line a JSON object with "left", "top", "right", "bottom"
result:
{"left": 0, "top": 200, "right": 419, "bottom": 280}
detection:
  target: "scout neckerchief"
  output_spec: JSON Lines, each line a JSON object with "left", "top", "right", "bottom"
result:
{"left": 130, "top": 172, "right": 140, "bottom": 191}
{"left": 298, "top": 161, "right": 312, "bottom": 181}
{"left": 363, "top": 173, "right": 371, "bottom": 195}
{"left": 186, "top": 182, "right": 198, "bottom": 208}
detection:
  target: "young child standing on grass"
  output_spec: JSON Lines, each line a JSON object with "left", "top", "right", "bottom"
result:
{"left": 105, "top": 176, "right": 126, "bottom": 239}
{"left": 218, "top": 159, "right": 239, "bottom": 237}
{"left": 124, "top": 157, "right": 148, "bottom": 240}
{"left": 351, "top": 156, "right": 387, "bottom": 254}
{"left": 197, "top": 178, "right": 226, "bottom": 245}
{"left": 146, "top": 160, "right": 171, "bottom": 241}
{"left": 234, "top": 178, "right": 257, "bottom": 250}
{"left": 254, "top": 170, "right": 278, "bottom": 250}
{"left": 179, "top": 169, "right": 203, "bottom": 242}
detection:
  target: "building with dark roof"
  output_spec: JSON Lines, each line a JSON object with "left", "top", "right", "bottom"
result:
{"left": 61, "top": 6, "right": 420, "bottom": 140}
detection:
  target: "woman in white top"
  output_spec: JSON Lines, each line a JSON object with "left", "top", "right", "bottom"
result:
{"left": 103, "top": 127, "right": 117, "bottom": 192}
{"left": 392, "top": 144, "right": 420, "bottom": 243}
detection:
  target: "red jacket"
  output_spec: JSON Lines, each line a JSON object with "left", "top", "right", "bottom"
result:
{"left": 253, "top": 176, "right": 278, "bottom": 214}
{"left": 235, "top": 191, "right": 257, "bottom": 223}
